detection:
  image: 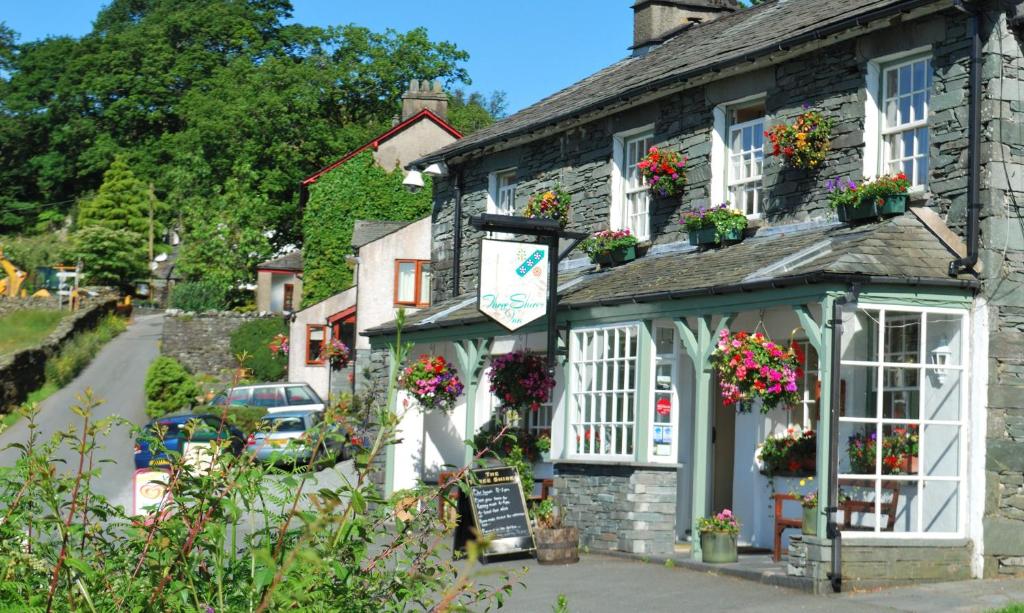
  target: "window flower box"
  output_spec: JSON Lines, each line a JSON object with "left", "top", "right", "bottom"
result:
{"left": 688, "top": 226, "right": 743, "bottom": 247}
{"left": 681, "top": 204, "right": 747, "bottom": 248}
{"left": 580, "top": 229, "right": 639, "bottom": 267}
{"left": 610, "top": 245, "right": 636, "bottom": 264}
{"left": 829, "top": 173, "right": 909, "bottom": 224}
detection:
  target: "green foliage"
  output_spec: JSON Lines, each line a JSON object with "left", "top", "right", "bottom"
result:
{"left": 0, "top": 309, "right": 64, "bottom": 357}
{"left": 302, "top": 152, "right": 432, "bottom": 305}
{"left": 447, "top": 89, "right": 507, "bottom": 135}
{"left": 0, "top": 233, "right": 73, "bottom": 290}
{"left": 70, "top": 226, "right": 147, "bottom": 289}
{"left": 0, "top": 326, "right": 517, "bottom": 611}
{"left": 229, "top": 318, "right": 288, "bottom": 382}
{"left": 43, "top": 314, "right": 126, "bottom": 386}
{"left": 680, "top": 204, "right": 749, "bottom": 243}
{"left": 144, "top": 356, "right": 201, "bottom": 418}
{"left": 223, "top": 405, "right": 269, "bottom": 435}
{"left": 76, "top": 156, "right": 155, "bottom": 238}
{"left": 169, "top": 281, "right": 229, "bottom": 313}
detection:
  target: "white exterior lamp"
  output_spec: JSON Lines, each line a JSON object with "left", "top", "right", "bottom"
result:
{"left": 930, "top": 337, "right": 952, "bottom": 384}
{"left": 402, "top": 170, "right": 424, "bottom": 193}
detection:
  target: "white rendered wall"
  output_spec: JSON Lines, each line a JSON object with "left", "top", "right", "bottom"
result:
{"left": 288, "top": 287, "right": 356, "bottom": 400}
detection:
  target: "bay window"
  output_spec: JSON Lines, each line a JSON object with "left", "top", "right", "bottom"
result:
{"left": 570, "top": 323, "right": 640, "bottom": 458}
{"left": 837, "top": 306, "right": 967, "bottom": 535}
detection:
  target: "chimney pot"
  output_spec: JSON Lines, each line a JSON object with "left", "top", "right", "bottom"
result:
{"left": 632, "top": 0, "right": 740, "bottom": 55}
{"left": 401, "top": 78, "right": 449, "bottom": 121}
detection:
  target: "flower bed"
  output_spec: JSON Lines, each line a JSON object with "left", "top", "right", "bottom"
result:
{"left": 680, "top": 204, "right": 747, "bottom": 247}
{"left": 756, "top": 425, "right": 816, "bottom": 476}
{"left": 398, "top": 354, "right": 463, "bottom": 413}
{"left": 765, "top": 107, "right": 833, "bottom": 170}
{"left": 710, "top": 329, "right": 802, "bottom": 413}
{"left": 525, "top": 187, "right": 571, "bottom": 228}
{"left": 637, "top": 147, "right": 687, "bottom": 198}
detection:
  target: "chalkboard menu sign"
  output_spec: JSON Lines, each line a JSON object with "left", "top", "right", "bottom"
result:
{"left": 465, "top": 466, "right": 535, "bottom": 559}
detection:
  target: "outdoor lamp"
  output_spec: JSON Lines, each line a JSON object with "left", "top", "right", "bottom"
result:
{"left": 402, "top": 169, "right": 424, "bottom": 193}
{"left": 930, "top": 337, "right": 952, "bottom": 384}
{"left": 423, "top": 161, "right": 448, "bottom": 177}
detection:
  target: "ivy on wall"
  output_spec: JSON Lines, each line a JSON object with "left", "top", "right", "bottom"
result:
{"left": 301, "top": 152, "right": 432, "bottom": 307}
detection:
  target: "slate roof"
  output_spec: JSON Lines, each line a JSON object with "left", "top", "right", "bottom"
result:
{"left": 351, "top": 220, "right": 415, "bottom": 249}
{"left": 365, "top": 214, "right": 978, "bottom": 337}
{"left": 412, "top": 0, "right": 935, "bottom": 166}
{"left": 257, "top": 250, "right": 303, "bottom": 272}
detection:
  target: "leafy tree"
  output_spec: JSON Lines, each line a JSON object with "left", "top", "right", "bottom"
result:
{"left": 448, "top": 89, "right": 507, "bottom": 135}
{"left": 144, "top": 356, "right": 201, "bottom": 418}
{"left": 71, "top": 225, "right": 146, "bottom": 289}
{"left": 301, "top": 152, "right": 432, "bottom": 306}
{"left": 169, "top": 280, "right": 229, "bottom": 312}
{"left": 77, "top": 155, "right": 154, "bottom": 238}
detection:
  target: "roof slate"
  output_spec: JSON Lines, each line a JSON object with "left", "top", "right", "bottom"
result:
{"left": 414, "top": 0, "right": 926, "bottom": 165}
{"left": 365, "top": 214, "right": 975, "bottom": 337}
{"left": 352, "top": 220, "right": 414, "bottom": 249}
{"left": 257, "top": 250, "right": 303, "bottom": 272}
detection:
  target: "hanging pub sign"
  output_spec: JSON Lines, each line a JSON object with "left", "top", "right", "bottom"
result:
{"left": 478, "top": 238, "right": 549, "bottom": 332}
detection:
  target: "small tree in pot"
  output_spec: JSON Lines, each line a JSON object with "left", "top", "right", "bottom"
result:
{"left": 531, "top": 499, "right": 579, "bottom": 565}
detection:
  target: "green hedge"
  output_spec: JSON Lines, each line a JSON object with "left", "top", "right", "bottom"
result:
{"left": 229, "top": 318, "right": 287, "bottom": 382}
{"left": 170, "top": 280, "right": 229, "bottom": 312}
{"left": 144, "top": 356, "right": 201, "bottom": 418}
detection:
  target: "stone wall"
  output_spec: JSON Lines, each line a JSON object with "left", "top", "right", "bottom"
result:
{"left": 553, "top": 462, "right": 676, "bottom": 556}
{"left": 789, "top": 535, "right": 972, "bottom": 593}
{"left": 162, "top": 311, "right": 284, "bottom": 378}
{"left": 0, "top": 294, "right": 119, "bottom": 411}
{"left": 0, "top": 295, "right": 59, "bottom": 317}
{"left": 429, "top": 9, "right": 973, "bottom": 302}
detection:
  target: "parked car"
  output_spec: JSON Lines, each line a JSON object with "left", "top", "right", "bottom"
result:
{"left": 134, "top": 413, "right": 245, "bottom": 469}
{"left": 245, "top": 410, "right": 347, "bottom": 466}
{"left": 210, "top": 383, "right": 325, "bottom": 413}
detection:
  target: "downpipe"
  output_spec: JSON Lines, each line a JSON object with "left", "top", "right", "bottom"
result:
{"left": 827, "top": 287, "right": 858, "bottom": 593}
{"left": 452, "top": 169, "right": 463, "bottom": 297}
{"left": 949, "top": 0, "right": 983, "bottom": 276}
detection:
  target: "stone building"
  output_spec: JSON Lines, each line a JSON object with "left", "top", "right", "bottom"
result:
{"left": 366, "top": 0, "right": 1024, "bottom": 590}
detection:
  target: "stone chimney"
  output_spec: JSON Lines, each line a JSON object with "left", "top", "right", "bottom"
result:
{"left": 632, "top": 0, "right": 740, "bottom": 54}
{"left": 401, "top": 79, "right": 448, "bottom": 121}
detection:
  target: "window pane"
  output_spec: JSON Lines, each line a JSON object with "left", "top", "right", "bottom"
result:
{"left": 899, "top": 65, "right": 912, "bottom": 95}
{"left": 923, "top": 424, "right": 959, "bottom": 477}
{"left": 883, "top": 423, "right": 918, "bottom": 475}
{"left": 899, "top": 95, "right": 912, "bottom": 125}
{"left": 397, "top": 262, "right": 416, "bottom": 303}
{"left": 927, "top": 311, "right": 962, "bottom": 365}
{"left": 884, "top": 479, "right": 918, "bottom": 533}
{"left": 656, "top": 327, "right": 674, "bottom": 356}
{"left": 841, "top": 365, "right": 876, "bottom": 419}
{"left": 419, "top": 264, "right": 431, "bottom": 305}
{"left": 924, "top": 369, "right": 961, "bottom": 421}
{"left": 838, "top": 479, "right": 880, "bottom": 530}
{"left": 841, "top": 422, "right": 878, "bottom": 475}
{"left": 840, "top": 309, "right": 877, "bottom": 362}
{"left": 882, "top": 367, "right": 919, "bottom": 420}
{"left": 913, "top": 60, "right": 926, "bottom": 90}
{"left": 884, "top": 312, "right": 921, "bottom": 363}
{"left": 922, "top": 480, "right": 959, "bottom": 533}
{"left": 308, "top": 327, "right": 324, "bottom": 362}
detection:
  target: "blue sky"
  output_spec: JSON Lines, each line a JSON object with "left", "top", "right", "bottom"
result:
{"left": 1, "top": 1, "right": 634, "bottom": 114}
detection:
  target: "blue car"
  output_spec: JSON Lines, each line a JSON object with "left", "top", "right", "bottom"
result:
{"left": 134, "top": 413, "right": 245, "bottom": 469}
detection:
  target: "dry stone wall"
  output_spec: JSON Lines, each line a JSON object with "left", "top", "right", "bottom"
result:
{"left": 161, "top": 311, "right": 283, "bottom": 378}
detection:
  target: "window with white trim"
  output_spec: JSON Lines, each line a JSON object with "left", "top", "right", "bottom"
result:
{"left": 726, "top": 102, "right": 766, "bottom": 217}
{"left": 612, "top": 130, "right": 654, "bottom": 241}
{"left": 570, "top": 323, "right": 639, "bottom": 457}
{"left": 837, "top": 306, "right": 966, "bottom": 536}
{"left": 488, "top": 169, "right": 517, "bottom": 217}
{"left": 790, "top": 340, "right": 820, "bottom": 428}
{"left": 880, "top": 56, "right": 931, "bottom": 187}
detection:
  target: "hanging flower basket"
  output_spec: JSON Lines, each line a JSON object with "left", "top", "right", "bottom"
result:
{"left": 828, "top": 173, "right": 909, "bottom": 223}
{"left": 488, "top": 351, "right": 556, "bottom": 419}
{"left": 579, "top": 229, "right": 639, "bottom": 267}
{"left": 765, "top": 107, "right": 833, "bottom": 170}
{"left": 268, "top": 334, "right": 289, "bottom": 357}
{"left": 710, "top": 329, "right": 802, "bottom": 413}
{"left": 321, "top": 338, "right": 351, "bottom": 370}
{"left": 680, "top": 204, "right": 748, "bottom": 247}
{"left": 398, "top": 354, "right": 464, "bottom": 413}
{"left": 637, "top": 147, "right": 688, "bottom": 198}
{"left": 525, "top": 187, "right": 571, "bottom": 229}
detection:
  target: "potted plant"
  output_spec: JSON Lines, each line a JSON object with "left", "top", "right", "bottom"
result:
{"left": 636, "top": 146, "right": 688, "bottom": 198}
{"left": 579, "top": 229, "right": 640, "bottom": 266}
{"left": 755, "top": 425, "right": 816, "bottom": 477}
{"left": 710, "top": 329, "right": 802, "bottom": 413}
{"left": 398, "top": 354, "right": 464, "bottom": 413}
{"left": 532, "top": 499, "right": 579, "bottom": 565}
{"left": 697, "top": 508, "right": 740, "bottom": 563}
{"left": 828, "top": 173, "right": 910, "bottom": 222}
{"left": 524, "top": 187, "right": 571, "bottom": 229}
{"left": 765, "top": 106, "right": 833, "bottom": 170}
{"left": 680, "top": 204, "right": 748, "bottom": 247}
{"left": 320, "top": 338, "right": 351, "bottom": 370}
{"left": 790, "top": 477, "right": 818, "bottom": 536}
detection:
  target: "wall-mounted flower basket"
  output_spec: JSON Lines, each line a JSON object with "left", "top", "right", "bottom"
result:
{"left": 765, "top": 107, "right": 833, "bottom": 170}
{"left": 681, "top": 204, "right": 747, "bottom": 248}
{"left": 580, "top": 229, "right": 639, "bottom": 267}
{"left": 637, "top": 147, "right": 687, "bottom": 198}
{"left": 525, "top": 187, "right": 571, "bottom": 229}
{"left": 829, "top": 174, "right": 909, "bottom": 224}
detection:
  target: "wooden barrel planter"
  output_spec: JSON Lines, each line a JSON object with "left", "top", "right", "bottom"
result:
{"left": 534, "top": 527, "right": 579, "bottom": 565}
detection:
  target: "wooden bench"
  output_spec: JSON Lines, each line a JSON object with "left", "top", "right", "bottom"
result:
{"left": 771, "top": 480, "right": 902, "bottom": 561}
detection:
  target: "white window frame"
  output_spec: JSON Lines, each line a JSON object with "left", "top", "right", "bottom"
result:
{"left": 863, "top": 47, "right": 932, "bottom": 192}
{"left": 568, "top": 322, "right": 641, "bottom": 460}
{"left": 610, "top": 125, "right": 654, "bottom": 242}
{"left": 791, "top": 339, "right": 820, "bottom": 428}
{"left": 486, "top": 168, "right": 517, "bottom": 239}
{"left": 711, "top": 94, "right": 766, "bottom": 219}
{"left": 648, "top": 322, "right": 681, "bottom": 464}
{"left": 838, "top": 304, "right": 969, "bottom": 539}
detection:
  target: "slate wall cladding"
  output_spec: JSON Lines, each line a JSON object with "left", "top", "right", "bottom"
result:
{"left": 430, "top": 10, "right": 974, "bottom": 303}
{"left": 554, "top": 463, "right": 676, "bottom": 556}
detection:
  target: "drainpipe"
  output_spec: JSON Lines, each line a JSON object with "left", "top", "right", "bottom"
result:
{"left": 451, "top": 169, "right": 464, "bottom": 297}
{"left": 827, "top": 286, "right": 858, "bottom": 593}
{"left": 949, "top": 0, "right": 983, "bottom": 276}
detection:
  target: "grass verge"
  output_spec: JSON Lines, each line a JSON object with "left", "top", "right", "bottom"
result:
{"left": 0, "top": 309, "right": 65, "bottom": 357}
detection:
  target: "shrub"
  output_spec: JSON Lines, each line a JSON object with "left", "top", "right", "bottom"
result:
{"left": 223, "top": 405, "right": 269, "bottom": 434}
{"left": 144, "top": 356, "right": 201, "bottom": 418}
{"left": 229, "top": 318, "right": 288, "bottom": 382}
{"left": 44, "top": 314, "right": 127, "bottom": 386}
{"left": 170, "top": 280, "right": 229, "bottom": 312}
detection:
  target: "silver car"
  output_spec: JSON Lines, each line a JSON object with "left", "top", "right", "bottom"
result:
{"left": 245, "top": 410, "right": 346, "bottom": 465}
{"left": 212, "top": 383, "right": 326, "bottom": 414}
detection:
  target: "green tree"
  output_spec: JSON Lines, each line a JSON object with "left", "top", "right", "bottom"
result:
{"left": 71, "top": 225, "right": 146, "bottom": 289}
{"left": 77, "top": 156, "right": 153, "bottom": 237}
{"left": 301, "top": 152, "right": 432, "bottom": 306}
{"left": 448, "top": 90, "right": 507, "bottom": 135}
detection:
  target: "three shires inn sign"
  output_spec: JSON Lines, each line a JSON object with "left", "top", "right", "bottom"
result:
{"left": 478, "top": 239, "right": 549, "bottom": 331}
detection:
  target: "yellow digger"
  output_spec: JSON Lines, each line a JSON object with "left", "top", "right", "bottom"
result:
{"left": 0, "top": 248, "right": 28, "bottom": 298}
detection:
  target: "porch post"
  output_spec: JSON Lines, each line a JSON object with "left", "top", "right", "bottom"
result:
{"left": 636, "top": 322, "right": 655, "bottom": 461}
{"left": 453, "top": 338, "right": 491, "bottom": 466}
{"left": 675, "top": 313, "right": 733, "bottom": 561}
{"left": 815, "top": 295, "right": 837, "bottom": 539}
